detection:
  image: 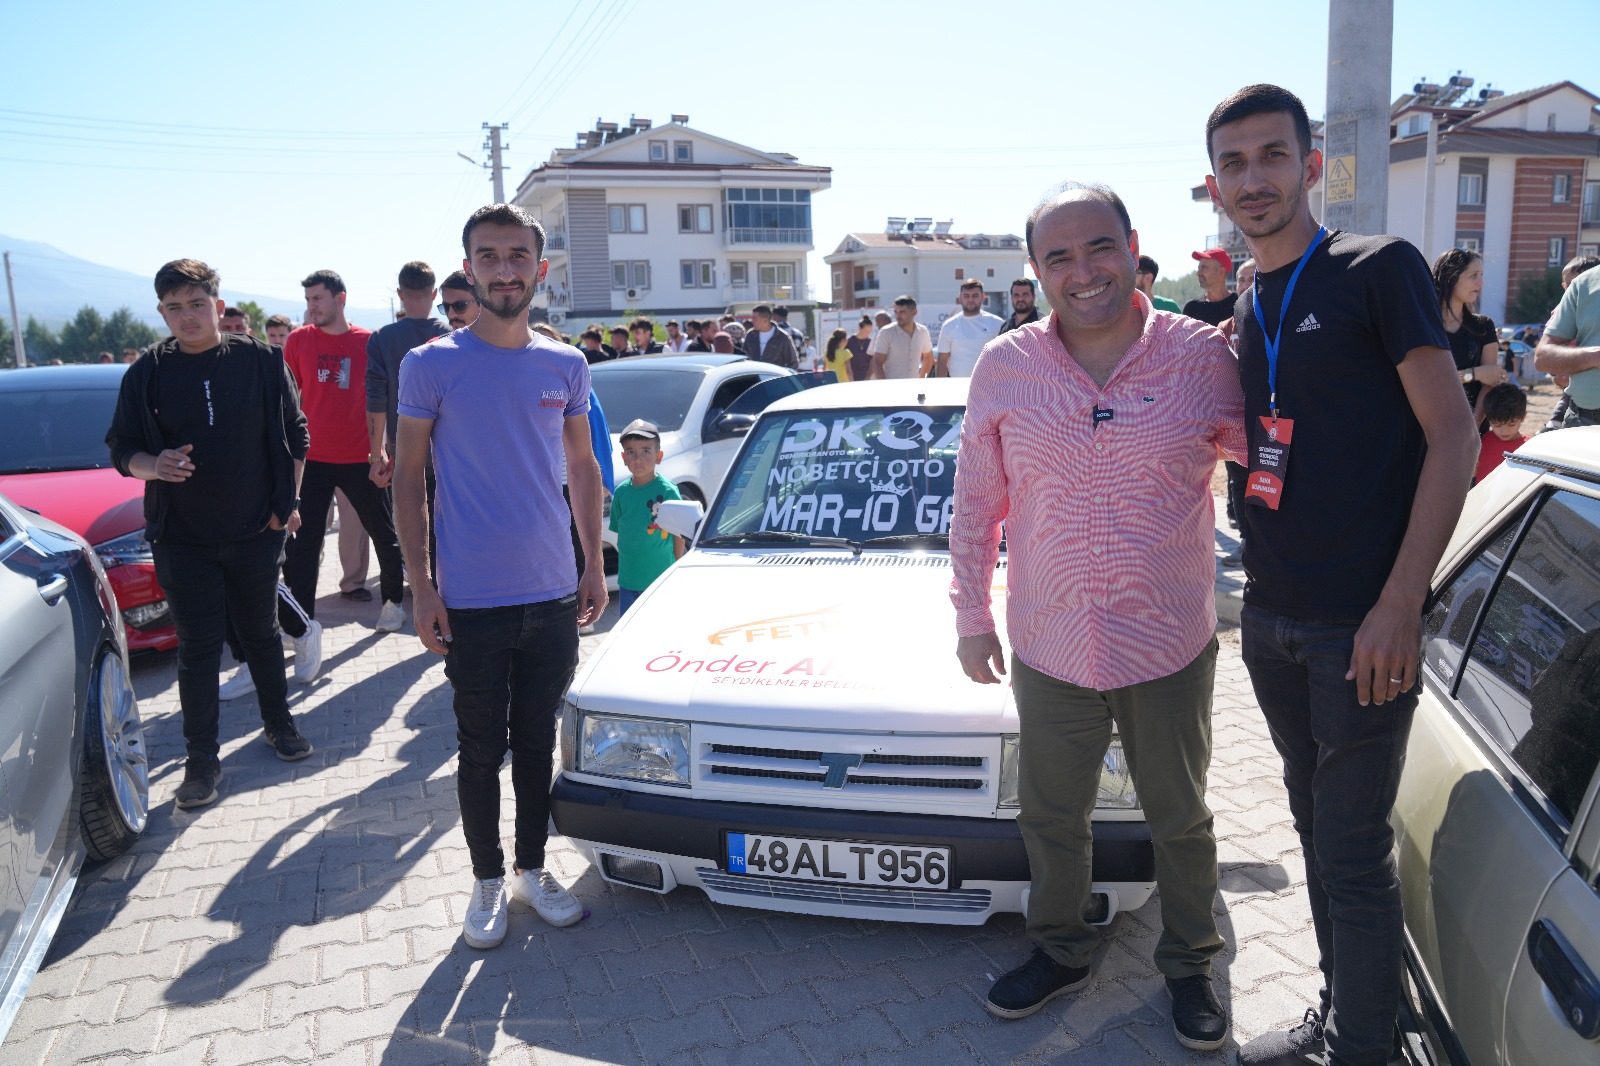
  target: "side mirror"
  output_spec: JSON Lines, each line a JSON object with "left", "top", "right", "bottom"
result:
{"left": 655, "top": 498, "right": 704, "bottom": 540}
{"left": 712, "top": 412, "right": 757, "bottom": 438}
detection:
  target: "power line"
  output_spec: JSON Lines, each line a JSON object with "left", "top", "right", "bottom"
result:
{"left": 489, "top": 0, "right": 586, "bottom": 118}
{"left": 0, "top": 127, "right": 456, "bottom": 157}
{"left": 503, "top": 0, "right": 639, "bottom": 135}
{"left": 0, "top": 106, "right": 474, "bottom": 140}
{"left": 0, "top": 154, "right": 459, "bottom": 177}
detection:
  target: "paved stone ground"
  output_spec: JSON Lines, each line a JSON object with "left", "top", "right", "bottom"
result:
{"left": 5, "top": 519, "right": 1326, "bottom": 1065}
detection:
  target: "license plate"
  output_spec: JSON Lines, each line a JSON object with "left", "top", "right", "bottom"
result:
{"left": 724, "top": 833, "right": 952, "bottom": 891}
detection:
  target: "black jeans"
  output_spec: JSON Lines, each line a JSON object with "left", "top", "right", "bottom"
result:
{"left": 285, "top": 460, "right": 405, "bottom": 616}
{"left": 444, "top": 595, "right": 579, "bottom": 880}
{"left": 154, "top": 528, "right": 292, "bottom": 762}
{"left": 1240, "top": 604, "right": 1415, "bottom": 1066}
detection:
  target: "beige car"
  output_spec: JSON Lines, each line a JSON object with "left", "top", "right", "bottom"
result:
{"left": 1395, "top": 426, "right": 1600, "bottom": 1064}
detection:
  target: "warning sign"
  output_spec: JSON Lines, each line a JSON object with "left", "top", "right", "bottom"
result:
{"left": 1326, "top": 155, "right": 1356, "bottom": 204}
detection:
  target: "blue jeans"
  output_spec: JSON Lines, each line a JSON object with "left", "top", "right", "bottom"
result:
{"left": 443, "top": 595, "right": 578, "bottom": 880}
{"left": 1239, "top": 604, "right": 1415, "bottom": 1066}
{"left": 154, "top": 528, "right": 291, "bottom": 763}
{"left": 618, "top": 587, "right": 642, "bottom": 615}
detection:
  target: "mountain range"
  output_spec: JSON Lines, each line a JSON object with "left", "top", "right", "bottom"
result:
{"left": 0, "top": 235, "right": 389, "bottom": 330}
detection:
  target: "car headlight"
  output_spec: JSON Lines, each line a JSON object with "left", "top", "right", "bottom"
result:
{"left": 95, "top": 530, "right": 153, "bottom": 569}
{"left": 998, "top": 734, "right": 1140, "bottom": 810}
{"left": 577, "top": 710, "right": 690, "bottom": 787}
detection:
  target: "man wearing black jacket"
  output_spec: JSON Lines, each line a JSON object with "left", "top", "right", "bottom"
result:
{"left": 107, "top": 259, "right": 313, "bottom": 810}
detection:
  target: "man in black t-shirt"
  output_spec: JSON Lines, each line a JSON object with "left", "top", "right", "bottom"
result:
{"left": 1181, "top": 248, "right": 1236, "bottom": 327}
{"left": 1205, "top": 85, "right": 1477, "bottom": 1066}
{"left": 107, "top": 259, "right": 314, "bottom": 810}
{"left": 999, "top": 277, "right": 1042, "bottom": 333}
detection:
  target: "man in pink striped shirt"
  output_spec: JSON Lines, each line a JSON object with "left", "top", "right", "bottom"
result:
{"left": 951, "top": 184, "right": 1246, "bottom": 1047}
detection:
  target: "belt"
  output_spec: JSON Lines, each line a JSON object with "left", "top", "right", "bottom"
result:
{"left": 1569, "top": 398, "right": 1600, "bottom": 420}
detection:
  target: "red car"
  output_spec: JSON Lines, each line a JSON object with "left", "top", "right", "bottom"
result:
{"left": 0, "top": 364, "right": 176, "bottom": 652}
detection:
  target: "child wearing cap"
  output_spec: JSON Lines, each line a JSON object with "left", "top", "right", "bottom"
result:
{"left": 610, "top": 419, "right": 685, "bottom": 613}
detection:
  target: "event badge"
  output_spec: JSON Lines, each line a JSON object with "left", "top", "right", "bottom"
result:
{"left": 1245, "top": 416, "right": 1293, "bottom": 510}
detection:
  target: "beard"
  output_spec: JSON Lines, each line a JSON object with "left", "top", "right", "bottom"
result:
{"left": 1230, "top": 182, "right": 1304, "bottom": 240}
{"left": 473, "top": 277, "right": 534, "bottom": 320}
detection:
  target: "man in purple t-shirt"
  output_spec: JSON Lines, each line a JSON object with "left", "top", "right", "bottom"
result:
{"left": 395, "top": 203, "right": 607, "bottom": 952}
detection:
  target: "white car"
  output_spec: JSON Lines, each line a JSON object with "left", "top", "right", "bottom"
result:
{"left": 554, "top": 379, "right": 1154, "bottom": 926}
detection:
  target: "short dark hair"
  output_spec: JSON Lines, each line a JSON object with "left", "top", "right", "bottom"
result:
{"left": 301, "top": 269, "right": 346, "bottom": 296}
{"left": 1564, "top": 255, "right": 1600, "bottom": 278}
{"left": 439, "top": 269, "right": 473, "bottom": 294}
{"left": 221, "top": 306, "right": 247, "bottom": 319}
{"left": 1137, "top": 255, "right": 1160, "bottom": 278}
{"left": 773, "top": 305, "right": 790, "bottom": 318}
{"left": 462, "top": 203, "right": 545, "bottom": 259}
{"left": 665, "top": 319, "right": 680, "bottom": 328}
{"left": 1431, "top": 247, "right": 1482, "bottom": 309}
{"left": 752, "top": 304, "right": 773, "bottom": 317}
{"left": 398, "top": 260, "right": 435, "bottom": 291}
{"left": 1205, "top": 83, "right": 1314, "bottom": 166}
{"left": 265, "top": 314, "right": 293, "bottom": 330}
{"left": 1482, "top": 383, "right": 1527, "bottom": 424}
{"left": 154, "top": 259, "right": 220, "bottom": 300}
{"left": 609, "top": 326, "right": 628, "bottom": 337}
{"left": 630, "top": 316, "right": 654, "bottom": 333}
{"left": 959, "top": 279, "right": 984, "bottom": 292}
{"left": 1011, "top": 277, "right": 1036, "bottom": 291}
{"left": 1025, "top": 182, "right": 1132, "bottom": 260}
{"left": 893, "top": 295, "right": 917, "bottom": 309}
{"left": 579, "top": 329, "right": 602, "bottom": 343}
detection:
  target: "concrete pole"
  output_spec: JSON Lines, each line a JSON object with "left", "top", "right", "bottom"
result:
{"left": 1421, "top": 117, "right": 1440, "bottom": 260}
{"left": 1324, "top": 0, "right": 1393, "bottom": 235}
{"left": 484, "top": 123, "right": 508, "bottom": 204}
{"left": 3, "top": 252, "right": 25, "bottom": 368}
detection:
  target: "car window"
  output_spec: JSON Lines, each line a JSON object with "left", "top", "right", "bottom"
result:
{"left": 704, "top": 405, "right": 963, "bottom": 542}
{"left": 1423, "top": 520, "right": 1520, "bottom": 687}
{"left": 588, "top": 369, "right": 702, "bottom": 432}
{"left": 0, "top": 387, "right": 121, "bottom": 474}
{"left": 1454, "top": 490, "right": 1600, "bottom": 828}
{"left": 723, "top": 371, "right": 833, "bottom": 420}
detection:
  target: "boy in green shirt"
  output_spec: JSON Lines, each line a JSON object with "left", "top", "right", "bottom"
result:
{"left": 609, "top": 419, "right": 684, "bottom": 613}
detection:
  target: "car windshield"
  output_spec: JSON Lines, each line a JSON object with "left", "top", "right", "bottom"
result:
{"left": 0, "top": 386, "right": 120, "bottom": 474}
{"left": 590, "top": 367, "right": 704, "bottom": 432}
{"left": 702, "top": 405, "right": 964, "bottom": 545}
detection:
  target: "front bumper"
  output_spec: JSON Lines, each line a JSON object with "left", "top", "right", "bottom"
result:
{"left": 107, "top": 565, "right": 175, "bottom": 652}
{"left": 551, "top": 775, "right": 1155, "bottom": 924}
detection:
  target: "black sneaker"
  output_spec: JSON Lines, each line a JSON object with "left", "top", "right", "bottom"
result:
{"left": 1167, "top": 974, "right": 1228, "bottom": 1051}
{"left": 262, "top": 721, "right": 313, "bottom": 761}
{"left": 175, "top": 759, "right": 222, "bottom": 809}
{"left": 1237, "top": 1007, "right": 1324, "bottom": 1065}
{"left": 984, "top": 947, "right": 1092, "bottom": 1020}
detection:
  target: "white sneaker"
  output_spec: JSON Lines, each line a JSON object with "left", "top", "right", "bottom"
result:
{"left": 462, "top": 877, "right": 507, "bottom": 949}
{"left": 508, "top": 867, "right": 583, "bottom": 927}
{"left": 218, "top": 667, "right": 256, "bottom": 700}
{"left": 579, "top": 623, "right": 596, "bottom": 636}
{"left": 293, "top": 620, "right": 323, "bottom": 683}
{"left": 375, "top": 601, "right": 406, "bottom": 633}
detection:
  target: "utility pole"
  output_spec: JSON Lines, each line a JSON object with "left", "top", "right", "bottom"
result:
{"left": 1324, "top": 0, "right": 1393, "bottom": 236}
{"left": 3, "top": 251, "right": 24, "bottom": 368}
{"left": 483, "top": 122, "right": 509, "bottom": 204}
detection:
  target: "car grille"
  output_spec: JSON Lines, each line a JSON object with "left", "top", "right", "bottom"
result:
{"left": 698, "top": 868, "right": 992, "bottom": 914}
{"left": 753, "top": 554, "right": 951, "bottom": 567}
{"left": 703, "top": 743, "right": 989, "bottom": 794}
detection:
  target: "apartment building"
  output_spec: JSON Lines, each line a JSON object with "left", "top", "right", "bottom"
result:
{"left": 1387, "top": 79, "right": 1599, "bottom": 323}
{"left": 823, "top": 220, "right": 1028, "bottom": 318}
{"left": 512, "top": 116, "right": 831, "bottom": 325}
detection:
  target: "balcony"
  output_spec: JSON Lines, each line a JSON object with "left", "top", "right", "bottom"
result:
{"left": 853, "top": 278, "right": 881, "bottom": 297}
{"left": 724, "top": 227, "right": 812, "bottom": 246}
{"left": 544, "top": 231, "right": 567, "bottom": 253}
{"left": 722, "top": 282, "right": 815, "bottom": 304}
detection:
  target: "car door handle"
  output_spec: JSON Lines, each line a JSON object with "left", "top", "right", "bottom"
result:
{"left": 1527, "top": 918, "right": 1600, "bottom": 1039}
{"left": 37, "top": 573, "right": 69, "bottom": 605}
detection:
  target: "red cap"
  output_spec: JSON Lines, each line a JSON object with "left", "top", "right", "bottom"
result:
{"left": 1192, "top": 248, "right": 1233, "bottom": 274}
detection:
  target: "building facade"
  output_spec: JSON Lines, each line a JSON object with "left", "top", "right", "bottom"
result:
{"left": 513, "top": 116, "right": 830, "bottom": 326}
{"left": 1386, "top": 80, "right": 1599, "bottom": 324}
{"left": 823, "top": 221, "right": 1028, "bottom": 318}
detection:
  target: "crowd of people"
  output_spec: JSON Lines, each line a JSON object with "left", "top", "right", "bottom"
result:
{"left": 92, "top": 74, "right": 1600, "bottom": 1066}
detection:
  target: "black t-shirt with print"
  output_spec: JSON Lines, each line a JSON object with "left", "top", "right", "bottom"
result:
{"left": 1235, "top": 230, "right": 1449, "bottom": 622}
{"left": 153, "top": 337, "right": 275, "bottom": 543}
{"left": 1182, "top": 293, "right": 1238, "bottom": 327}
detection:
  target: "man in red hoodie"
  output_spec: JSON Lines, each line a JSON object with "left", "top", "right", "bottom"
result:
{"left": 282, "top": 269, "right": 407, "bottom": 631}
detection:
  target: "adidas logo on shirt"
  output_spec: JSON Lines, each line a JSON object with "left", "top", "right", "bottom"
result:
{"left": 1295, "top": 313, "right": 1321, "bottom": 333}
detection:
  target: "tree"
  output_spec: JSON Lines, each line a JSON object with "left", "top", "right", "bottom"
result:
{"left": 0, "top": 316, "right": 12, "bottom": 369}
{"left": 1509, "top": 267, "right": 1565, "bottom": 325}
{"left": 56, "top": 305, "right": 107, "bottom": 362}
{"left": 237, "top": 300, "right": 267, "bottom": 337}
{"left": 23, "top": 316, "right": 57, "bottom": 364}
{"left": 1154, "top": 270, "right": 1205, "bottom": 307}
{"left": 102, "top": 308, "right": 160, "bottom": 353}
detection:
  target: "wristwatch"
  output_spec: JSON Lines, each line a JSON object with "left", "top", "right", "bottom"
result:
{"left": 289, "top": 497, "right": 301, "bottom": 512}
{"left": 1460, "top": 369, "right": 1475, "bottom": 384}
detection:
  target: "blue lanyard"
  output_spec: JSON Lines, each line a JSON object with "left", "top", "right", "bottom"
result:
{"left": 1253, "top": 226, "right": 1327, "bottom": 419}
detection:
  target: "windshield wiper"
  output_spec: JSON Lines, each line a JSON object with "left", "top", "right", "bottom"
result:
{"left": 859, "top": 533, "right": 950, "bottom": 549}
{"left": 700, "top": 530, "right": 860, "bottom": 551}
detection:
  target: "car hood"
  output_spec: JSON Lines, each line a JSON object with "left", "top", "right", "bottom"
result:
{"left": 0, "top": 468, "right": 144, "bottom": 545}
{"left": 571, "top": 549, "right": 1015, "bottom": 732}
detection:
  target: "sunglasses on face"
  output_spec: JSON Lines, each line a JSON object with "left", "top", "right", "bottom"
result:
{"left": 438, "top": 300, "right": 476, "bottom": 315}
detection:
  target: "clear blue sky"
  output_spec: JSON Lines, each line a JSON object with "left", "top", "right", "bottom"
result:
{"left": 0, "top": 0, "right": 1590, "bottom": 327}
